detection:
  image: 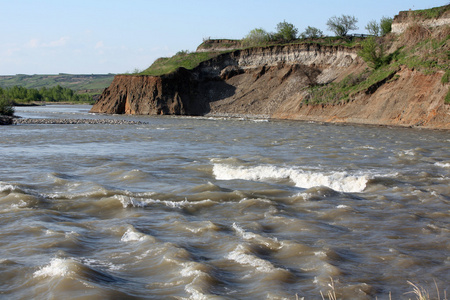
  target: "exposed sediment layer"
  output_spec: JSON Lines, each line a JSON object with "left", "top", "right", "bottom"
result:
{"left": 391, "top": 6, "right": 450, "bottom": 34}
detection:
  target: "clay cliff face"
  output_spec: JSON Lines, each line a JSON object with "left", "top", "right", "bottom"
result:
{"left": 91, "top": 13, "right": 450, "bottom": 129}
{"left": 91, "top": 44, "right": 366, "bottom": 116}
{"left": 91, "top": 68, "right": 202, "bottom": 115}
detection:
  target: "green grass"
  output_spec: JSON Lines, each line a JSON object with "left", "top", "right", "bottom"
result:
{"left": 138, "top": 52, "right": 225, "bottom": 76}
{"left": 412, "top": 4, "right": 450, "bottom": 19}
{"left": 304, "top": 66, "right": 398, "bottom": 105}
{"left": 442, "top": 70, "right": 450, "bottom": 84}
{"left": 399, "top": 34, "right": 450, "bottom": 74}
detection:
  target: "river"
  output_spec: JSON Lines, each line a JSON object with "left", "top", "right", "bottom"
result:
{"left": 1, "top": 105, "right": 449, "bottom": 299}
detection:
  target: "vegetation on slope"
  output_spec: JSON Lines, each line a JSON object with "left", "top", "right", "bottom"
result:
{"left": 304, "top": 5, "right": 449, "bottom": 106}
{"left": 411, "top": 4, "right": 450, "bottom": 19}
{"left": 138, "top": 51, "right": 225, "bottom": 76}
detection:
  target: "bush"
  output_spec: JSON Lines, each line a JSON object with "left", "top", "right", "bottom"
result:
{"left": 176, "top": 50, "right": 190, "bottom": 56}
{"left": 380, "top": 17, "right": 393, "bottom": 35}
{"left": 0, "top": 94, "right": 14, "bottom": 116}
{"left": 358, "top": 36, "right": 385, "bottom": 69}
{"left": 242, "top": 28, "right": 270, "bottom": 47}
{"left": 300, "top": 26, "right": 323, "bottom": 39}
{"left": 275, "top": 20, "right": 298, "bottom": 41}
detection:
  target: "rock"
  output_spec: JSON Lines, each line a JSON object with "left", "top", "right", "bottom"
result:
{"left": 0, "top": 116, "right": 13, "bottom": 125}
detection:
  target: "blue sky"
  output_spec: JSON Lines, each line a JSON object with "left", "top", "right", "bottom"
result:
{"left": 0, "top": 0, "right": 447, "bottom": 75}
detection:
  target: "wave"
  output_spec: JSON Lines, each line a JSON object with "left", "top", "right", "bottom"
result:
{"left": 435, "top": 162, "right": 450, "bottom": 168}
{"left": 34, "top": 258, "right": 75, "bottom": 278}
{"left": 121, "top": 228, "right": 149, "bottom": 242}
{"left": 114, "top": 195, "right": 216, "bottom": 209}
{"left": 226, "top": 244, "right": 288, "bottom": 274}
{"left": 232, "top": 223, "right": 281, "bottom": 250}
{"left": 212, "top": 164, "right": 369, "bottom": 193}
{"left": 0, "top": 182, "right": 18, "bottom": 193}
{"left": 33, "top": 257, "right": 125, "bottom": 288}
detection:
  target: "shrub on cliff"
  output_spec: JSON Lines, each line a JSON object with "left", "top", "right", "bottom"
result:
{"left": 275, "top": 20, "right": 299, "bottom": 41}
{"left": 326, "top": 15, "right": 358, "bottom": 37}
{"left": 380, "top": 17, "right": 393, "bottom": 35}
{"left": 365, "top": 17, "right": 392, "bottom": 36}
{"left": 242, "top": 28, "right": 270, "bottom": 47}
{"left": 300, "top": 26, "right": 323, "bottom": 39}
{"left": 358, "top": 37, "right": 386, "bottom": 69}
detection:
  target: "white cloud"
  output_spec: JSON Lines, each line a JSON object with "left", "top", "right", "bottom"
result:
{"left": 26, "top": 38, "right": 40, "bottom": 48}
{"left": 94, "top": 41, "right": 104, "bottom": 49}
{"left": 25, "top": 36, "right": 69, "bottom": 49}
{"left": 44, "top": 36, "right": 69, "bottom": 47}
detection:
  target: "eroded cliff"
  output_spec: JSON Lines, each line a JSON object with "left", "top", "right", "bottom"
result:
{"left": 91, "top": 44, "right": 366, "bottom": 116}
{"left": 91, "top": 7, "right": 450, "bottom": 129}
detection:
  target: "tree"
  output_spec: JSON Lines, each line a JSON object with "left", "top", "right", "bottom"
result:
{"left": 380, "top": 17, "right": 393, "bottom": 35}
{"left": 275, "top": 20, "right": 298, "bottom": 41}
{"left": 365, "top": 20, "right": 380, "bottom": 36}
{"left": 300, "top": 26, "right": 323, "bottom": 39}
{"left": 358, "top": 36, "right": 385, "bottom": 69}
{"left": 326, "top": 15, "right": 358, "bottom": 37}
{"left": 242, "top": 28, "right": 270, "bottom": 46}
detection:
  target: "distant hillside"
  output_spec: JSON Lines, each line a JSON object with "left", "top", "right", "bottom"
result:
{"left": 0, "top": 74, "right": 115, "bottom": 94}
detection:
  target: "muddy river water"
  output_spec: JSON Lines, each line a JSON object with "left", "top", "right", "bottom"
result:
{"left": 0, "top": 105, "right": 449, "bottom": 299}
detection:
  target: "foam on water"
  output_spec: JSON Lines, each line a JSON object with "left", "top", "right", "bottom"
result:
{"left": 435, "top": 162, "right": 450, "bottom": 168}
{"left": 213, "top": 163, "right": 369, "bottom": 193}
{"left": 115, "top": 194, "right": 216, "bottom": 209}
{"left": 232, "top": 223, "right": 281, "bottom": 250}
{"left": 0, "top": 182, "right": 17, "bottom": 193}
{"left": 121, "top": 228, "right": 148, "bottom": 242}
{"left": 226, "top": 244, "right": 285, "bottom": 274}
{"left": 34, "top": 258, "right": 74, "bottom": 278}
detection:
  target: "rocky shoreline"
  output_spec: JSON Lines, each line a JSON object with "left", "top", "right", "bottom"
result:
{"left": 11, "top": 118, "right": 145, "bottom": 125}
